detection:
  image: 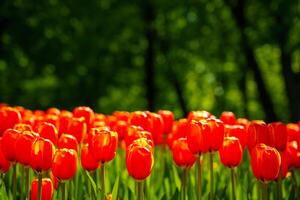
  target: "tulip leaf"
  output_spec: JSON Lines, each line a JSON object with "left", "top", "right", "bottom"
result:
{"left": 0, "top": 178, "right": 8, "bottom": 200}
{"left": 111, "top": 176, "right": 119, "bottom": 200}
{"left": 85, "top": 171, "right": 98, "bottom": 198}
{"left": 171, "top": 164, "right": 181, "bottom": 190}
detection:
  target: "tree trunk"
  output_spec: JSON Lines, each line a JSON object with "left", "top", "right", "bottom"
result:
{"left": 225, "top": 0, "right": 278, "bottom": 121}
{"left": 142, "top": 0, "right": 155, "bottom": 112}
{"left": 276, "top": 14, "right": 300, "bottom": 121}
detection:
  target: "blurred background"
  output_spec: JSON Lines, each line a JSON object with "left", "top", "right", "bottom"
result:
{"left": 0, "top": 0, "right": 299, "bottom": 122}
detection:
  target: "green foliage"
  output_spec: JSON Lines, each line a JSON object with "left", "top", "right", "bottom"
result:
{"left": 0, "top": 0, "right": 300, "bottom": 120}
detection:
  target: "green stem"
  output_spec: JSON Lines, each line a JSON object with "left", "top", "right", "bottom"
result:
{"left": 209, "top": 152, "right": 214, "bottom": 200}
{"left": 197, "top": 155, "right": 202, "bottom": 200}
{"left": 181, "top": 168, "right": 188, "bottom": 200}
{"left": 137, "top": 181, "right": 144, "bottom": 200}
{"left": 37, "top": 173, "right": 42, "bottom": 200}
{"left": 261, "top": 182, "right": 268, "bottom": 200}
{"left": 276, "top": 168, "right": 282, "bottom": 200}
{"left": 13, "top": 164, "right": 17, "bottom": 200}
{"left": 231, "top": 168, "right": 236, "bottom": 200}
{"left": 25, "top": 168, "right": 30, "bottom": 200}
{"left": 100, "top": 164, "right": 105, "bottom": 200}
{"left": 62, "top": 182, "right": 66, "bottom": 200}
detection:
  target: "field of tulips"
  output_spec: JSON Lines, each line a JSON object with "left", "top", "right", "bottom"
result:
{"left": 0, "top": 104, "right": 300, "bottom": 200}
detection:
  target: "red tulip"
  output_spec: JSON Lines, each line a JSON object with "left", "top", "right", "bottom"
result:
{"left": 1, "top": 129, "right": 20, "bottom": 162}
{"left": 186, "top": 120, "right": 210, "bottom": 154}
{"left": 13, "top": 123, "right": 33, "bottom": 133}
{"left": 250, "top": 143, "right": 281, "bottom": 181}
{"left": 80, "top": 143, "right": 99, "bottom": 171}
{"left": 130, "top": 111, "right": 152, "bottom": 132}
{"left": 207, "top": 118, "right": 224, "bottom": 151}
{"left": 58, "top": 110, "right": 72, "bottom": 137}
{"left": 149, "top": 113, "right": 164, "bottom": 145}
{"left": 187, "top": 111, "right": 211, "bottom": 121}
{"left": 126, "top": 138, "right": 154, "bottom": 180}
{"left": 236, "top": 118, "right": 250, "bottom": 128}
{"left": 90, "top": 129, "right": 118, "bottom": 163}
{"left": 50, "top": 172, "right": 59, "bottom": 190}
{"left": 248, "top": 121, "right": 274, "bottom": 150}
{"left": 220, "top": 111, "right": 236, "bottom": 125}
{"left": 113, "top": 111, "right": 130, "bottom": 122}
{"left": 67, "top": 117, "right": 87, "bottom": 143}
{"left": 44, "top": 114, "right": 58, "bottom": 127}
{"left": 219, "top": 136, "right": 243, "bottom": 167}
{"left": 158, "top": 110, "right": 174, "bottom": 134}
{"left": 172, "top": 137, "right": 196, "bottom": 168}
{"left": 285, "top": 141, "right": 300, "bottom": 168}
{"left": 73, "top": 106, "right": 95, "bottom": 128}
{"left": 58, "top": 134, "right": 78, "bottom": 152}
{"left": 286, "top": 123, "right": 299, "bottom": 142}
{"left": 225, "top": 125, "right": 247, "bottom": 148}
{"left": 105, "top": 115, "right": 117, "bottom": 130}
{"left": 16, "top": 131, "right": 37, "bottom": 166}
{"left": 268, "top": 122, "right": 287, "bottom": 151}
{"left": 30, "top": 178, "right": 53, "bottom": 200}
{"left": 46, "top": 107, "right": 61, "bottom": 116}
{"left": 0, "top": 138, "right": 11, "bottom": 173}
{"left": 125, "top": 125, "right": 153, "bottom": 147}
{"left": 30, "top": 137, "right": 55, "bottom": 172}
{"left": 52, "top": 148, "right": 77, "bottom": 180}
{"left": 113, "top": 120, "right": 128, "bottom": 141}
{"left": 38, "top": 122, "right": 58, "bottom": 146}
{"left": 167, "top": 119, "right": 188, "bottom": 148}
{"left": 280, "top": 151, "right": 288, "bottom": 179}
{"left": 0, "top": 107, "right": 22, "bottom": 135}
{"left": 125, "top": 125, "right": 143, "bottom": 146}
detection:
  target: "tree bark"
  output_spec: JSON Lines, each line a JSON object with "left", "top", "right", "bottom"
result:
{"left": 142, "top": 0, "right": 156, "bottom": 112}
{"left": 276, "top": 15, "right": 300, "bottom": 121}
{"left": 225, "top": 0, "right": 278, "bottom": 121}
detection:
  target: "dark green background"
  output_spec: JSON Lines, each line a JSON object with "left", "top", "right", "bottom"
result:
{"left": 0, "top": 0, "right": 299, "bottom": 122}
